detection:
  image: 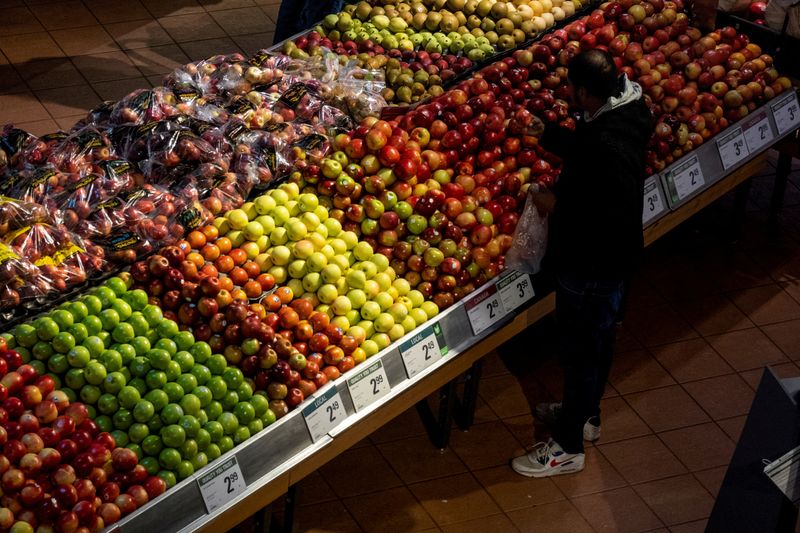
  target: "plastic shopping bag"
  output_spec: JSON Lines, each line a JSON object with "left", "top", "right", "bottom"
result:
{"left": 504, "top": 189, "right": 549, "bottom": 275}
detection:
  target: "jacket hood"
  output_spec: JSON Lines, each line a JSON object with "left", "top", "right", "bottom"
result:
{"left": 585, "top": 75, "right": 643, "bottom": 122}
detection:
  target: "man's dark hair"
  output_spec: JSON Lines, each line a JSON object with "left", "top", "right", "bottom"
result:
{"left": 568, "top": 49, "right": 619, "bottom": 100}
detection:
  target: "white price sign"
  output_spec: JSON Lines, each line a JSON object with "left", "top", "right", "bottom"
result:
{"left": 197, "top": 457, "right": 246, "bottom": 513}
{"left": 716, "top": 126, "right": 749, "bottom": 170}
{"left": 465, "top": 283, "right": 506, "bottom": 336}
{"left": 497, "top": 270, "right": 534, "bottom": 312}
{"left": 742, "top": 109, "right": 774, "bottom": 153}
{"left": 347, "top": 359, "right": 390, "bottom": 411}
{"left": 302, "top": 385, "right": 346, "bottom": 442}
{"left": 665, "top": 155, "right": 704, "bottom": 203}
{"left": 771, "top": 91, "right": 800, "bottom": 135}
{"left": 642, "top": 175, "right": 666, "bottom": 225}
{"left": 398, "top": 323, "right": 448, "bottom": 378}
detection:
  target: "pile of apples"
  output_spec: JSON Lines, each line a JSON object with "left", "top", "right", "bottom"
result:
{"left": 0, "top": 342, "right": 167, "bottom": 532}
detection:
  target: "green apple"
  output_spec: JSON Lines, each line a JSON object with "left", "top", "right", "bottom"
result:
{"left": 226, "top": 209, "right": 249, "bottom": 230}
{"left": 293, "top": 240, "right": 314, "bottom": 259}
{"left": 346, "top": 289, "right": 366, "bottom": 309}
{"left": 324, "top": 218, "right": 342, "bottom": 236}
{"left": 302, "top": 272, "right": 322, "bottom": 293}
{"left": 317, "top": 284, "right": 338, "bottom": 305}
{"left": 243, "top": 221, "right": 264, "bottom": 241}
{"left": 361, "top": 301, "right": 381, "bottom": 321}
{"left": 353, "top": 241, "right": 373, "bottom": 261}
{"left": 321, "top": 264, "right": 341, "bottom": 284}
{"left": 331, "top": 296, "right": 352, "bottom": 316}
{"left": 254, "top": 195, "right": 276, "bottom": 215}
{"left": 288, "top": 260, "right": 307, "bottom": 279}
{"left": 285, "top": 219, "right": 308, "bottom": 241}
{"left": 420, "top": 301, "right": 439, "bottom": 319}
{"left": 269, "top": 188, "right": 289, "bottom": 205}
{"left": 306, "top": 252, "right": 328, "bottom": 273}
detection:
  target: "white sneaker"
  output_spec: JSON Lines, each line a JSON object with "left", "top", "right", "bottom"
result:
{"left": 511, "top": 438, "right": 585, "bottom": 478}
{"left": 534, "top": 402, "right": 602, "bottom": 442}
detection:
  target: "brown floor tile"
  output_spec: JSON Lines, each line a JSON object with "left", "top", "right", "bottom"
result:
{"left": 50, "top": 26, "right": 118, "bottom": 56}
{"left": 668, "top": 519, "right": 709, "bottom": 532}
{"left": 739, "top": 362, "right": 799, "bottom": 389}
{"left": 552, "top": 447, "right": 628, "bottom": 497}
{"left": 91, "top": 78, "right": 149, "bottom": 101}
{"left": 200, "top": 0, "right": 257, "bottom": 9}
{"left": 232, "top": 32, "right": 274, "bottom": 55}
{"left": 608, "top": 350, "right": 676, "bottom": 394}
{"left": 694, "top": 465, "right": 728, "bottom": 498}
{"left": 54, "top": 114, "right": 84, "bottom": 131}
{"left": 125, "top": 45, "right": 189, "bottom": 76}
{"left": 633, "top": 474, "right": 715, "bottom": 525}
{"left": 658, "top": 423, "right": 735, "bottom": 471}
{"left": 179, "top": 37, "right": 242, "bottom": 61}
{"left": 0, "top": 91, "right": 51, "bottom": 122}
{"left": 319, "top": 445, "right": 402, "bottom": 499}
{"left": 762, "top": 319, "right": 800, "bottom": 359}
{"left": 377, "top": 435, "right": 467, "bottom": 485}
{"left": 572, "top": 486, "right": 664, "bottom": 533}
{"left": 473, "top": 465, "right": 565, "bottom": 512}
{"left": 0, "top": 66, "right": 27, "bottom": 94}
{"left": 18, "top": 58, "right": 85, "bottom": 90}
{"left": 71, "top": 51, "right": 142, "bottom": 82}
{"left": 469, "top": 394, "right": 500, "bottom": 425}
{"left": 408, "top": 473, "right": 501, "bottom": 527}
{"left": 599, "top": 435, "right": 687, "bottom": 485}
{"left": 716, "top": 415, "right": 747, "bottom": 442}
{"left": 14, "top": 118, "right": 58, "bottom": 136}
{"left": 369, "top": 407, "right": 427, "bottom": 443}
{"left": 707, "top": 328, "right": 787, "bottom": 371}
{"left": 615, "top": 326, "right": 644, "bottom": 353}
{"left": 0, "top": 32, "right": 64, "bottom": 63}
{"left": 650, "top": 338, "right": 734, "bottom": 383}
{"left": 506, "top": 500, "right": 594, "bottom": 533}
{"left": 159, "top": 13, "right": 227, "bottom": 43}
{"left": 210, "top": 6, "right": 274, "bottom": 36}
{"left": 36, "top": 84, "right": 100, "bottom": 118}
{"left": 623, "top": 304, "right": 699, "bottom": 347}
{"left": 502, "top": 413, "right": 536, "bottom": 448}
{"left": 625, "top": 385, "right": 710, "bottom": 432}
{"left": 33, "top": 1, "right": 97, "bottom": 30}
{"left": 105, "top": 20, "right": 175, "bottom": 50}
{"left": 294, "top": 470, "right": 337, "bottom": 507}
{"left": 0, "top": 6, "right": 45, "bottom": 35}
{"left": 344, "top": 486, "right": 436, "bottom": 533}
{"left": 259, "top": 2, "right": 280, "bottom": 21}
{"left": 480, "top": 351, "right": 511, "bottom": 378}
{"left": 440, "top": 513, "right": 518, "bottom": 533}
{"left": 728, "top": 284, "right": 800, "bottom": 326}
{"left": 295, "top": 500, "right": 363, "bottom": 533}
{"left": 141, "top": 0, "right": 205, "bottom": 17}
{"left": 83, "top": 0, "right": 152, "bottom": 24}
{"left": 478, "top": 374, "right": 532, "bottom": 420}
{"left": 683, "top": 374, "right": 754, "bottom": 420}
{"left": 597, "top": 396, "right": 652, "bottom": 443}
{"left": 673, "top": 295, "right": 754, "bottom": 336}
{"left": 450, "top": 421, "right": 523, "bottom": 471}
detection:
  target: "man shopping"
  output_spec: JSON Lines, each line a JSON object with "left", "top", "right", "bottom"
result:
{"left": 511, "top": 50, "right": 653, "bottom": 478}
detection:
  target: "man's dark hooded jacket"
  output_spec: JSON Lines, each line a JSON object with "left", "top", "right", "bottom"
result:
{"left": 540, "top": 75, "right": 653, "bottom": 280}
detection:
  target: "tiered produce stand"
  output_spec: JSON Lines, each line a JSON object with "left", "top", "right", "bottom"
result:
{"left": 0, "top": 0, "right": 798, "bottom": 532}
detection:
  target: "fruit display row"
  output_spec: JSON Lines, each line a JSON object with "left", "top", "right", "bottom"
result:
{"left": 281, "top": 0, "right": 594, "bottom": 104}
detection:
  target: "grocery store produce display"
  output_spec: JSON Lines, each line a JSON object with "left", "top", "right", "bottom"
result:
{"left": 0, "top": 0, "right": 795, "bottom": 529}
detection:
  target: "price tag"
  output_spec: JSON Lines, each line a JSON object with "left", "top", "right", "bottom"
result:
{"left": 742, "top": 109, "right": 774, "bottom": 153}
{"left": 642, "top": 175, "right": 666, "bottom": 225}
{"left": 770, "top": 91, "right": 800, "bottom": 135}
{"left": 497, "top": 270, "right": 535, "bottom": 312}
{"left": 302, "top": 385, "right": 346, "bottom": 442}
{"left": 464, "top": 283, "right": 506, "bottom": 336}
{"left": 197, "top": 457, "right": 246, "bottom": 513}
{"left": 716, "top": 126, "right": 749, "bottom": 170}
{"left": 664, "top": 155, "right": 704, "bottom": 204}
{"left": 398, "top": 322, "right": 448, "bottom": 378}
{"left": 347, "top": 359, "right": 390, "bottom": 411}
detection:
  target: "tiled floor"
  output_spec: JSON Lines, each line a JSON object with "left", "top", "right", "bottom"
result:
{"left": 2, "top": 7, "right": 800, "bottom": 532}
{"left": 0, "top": 0, "right": 277, "bottom": 136}
{"left": 281, "top": 154, "right": 800, "bottom": 533}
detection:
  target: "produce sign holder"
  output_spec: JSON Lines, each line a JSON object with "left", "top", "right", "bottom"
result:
{"left": 657, "top": 89, "right": 799, "bottom": 211}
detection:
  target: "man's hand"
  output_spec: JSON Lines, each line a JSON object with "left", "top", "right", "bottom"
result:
{"left": 529, "top": 188, "right": 556, "bottom": 217}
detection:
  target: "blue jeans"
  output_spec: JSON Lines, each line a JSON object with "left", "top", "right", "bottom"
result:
{"left": 551, "top": 273, "right": 624, "bottom": 454}
{"left": 274, "top": 0, "right": 345, "bottom": 42}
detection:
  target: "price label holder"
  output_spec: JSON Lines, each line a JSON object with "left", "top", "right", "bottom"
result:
{"left": 742, "top": 109, "right": 775, "bottom": 153}
{"left": 663, "top": 155, "right": 705, "bottom": 205}
{"left": 197, "top": 457, "right": 246, "bottom": 513}
{"left": 398, "top": 322, "right": 449, "bottom": 378}
{"left": 642, "top": 175, "right": 666, "bottom": 225}
{"left": 770, "top": 91, "right": 800, "bottom": 136}
{"left": 346, "top": 359, "right": 391, "bottom": 411}
{"left": 464, "top": 283, "right": 506, "bottom": 336}
{"left": 496, "top": 270, "right": 535, "bottom": 312}
{"left": 302, "top": 385, "right": 346, "bottom": 442}
{"left": 716, "top": 126, "right": 749, "bottom": 170}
